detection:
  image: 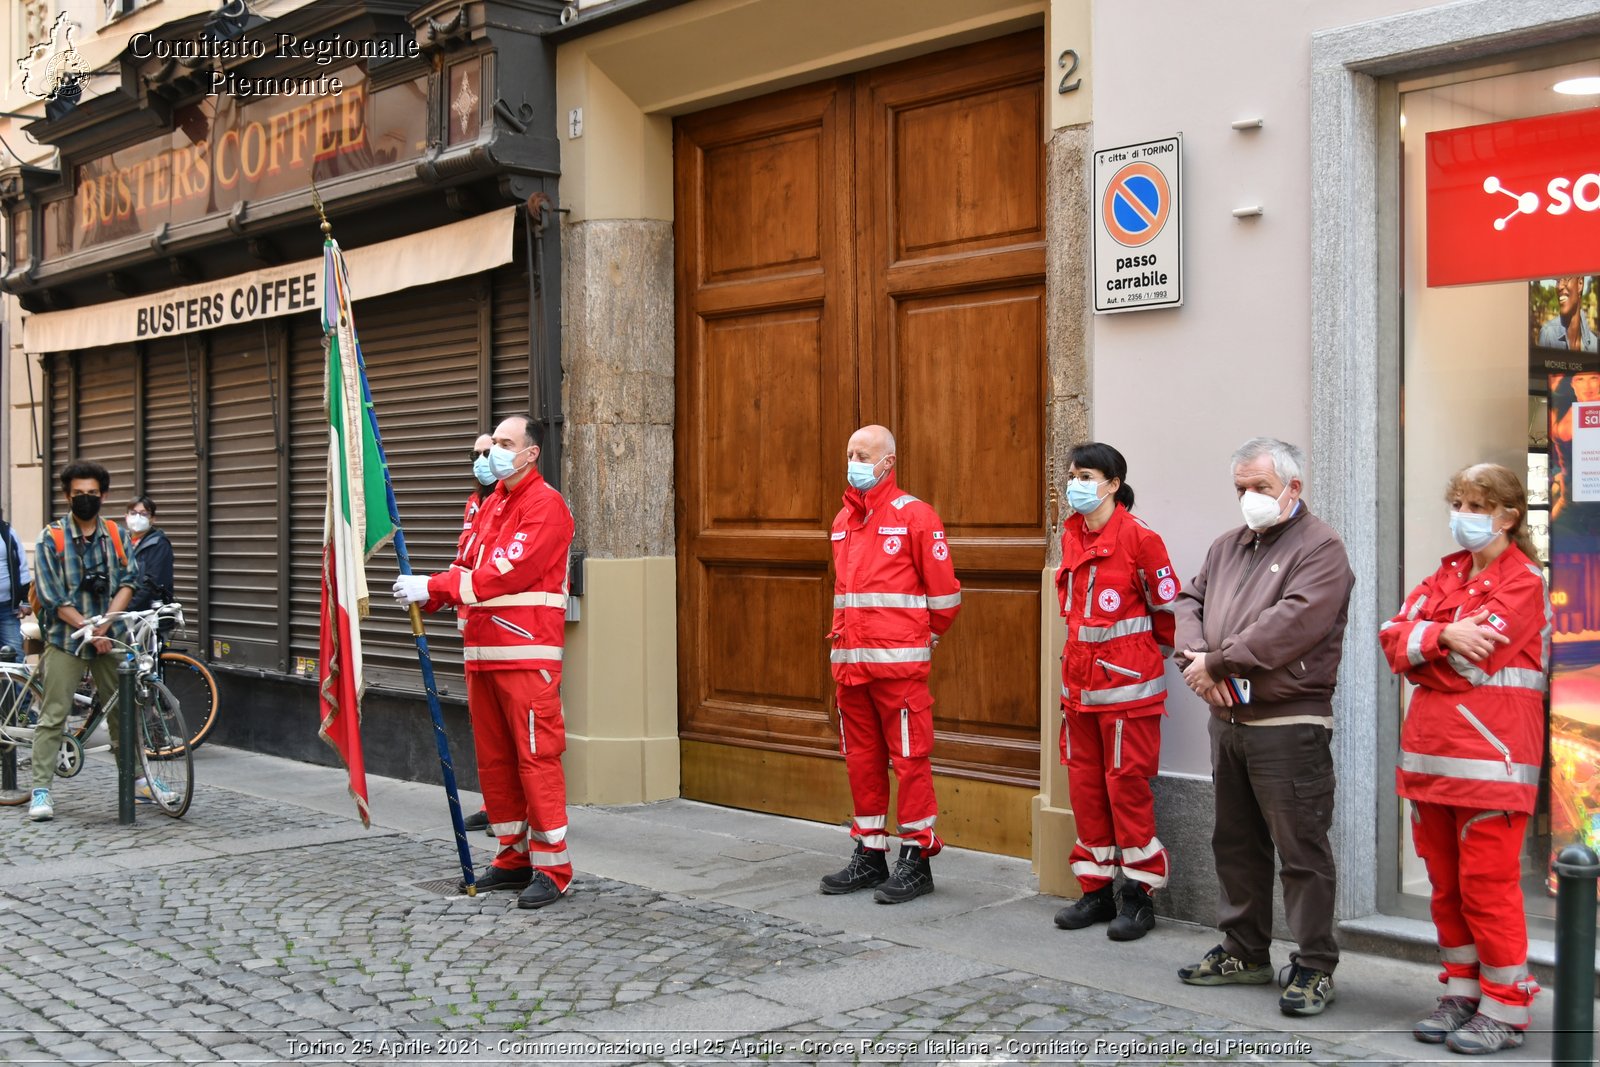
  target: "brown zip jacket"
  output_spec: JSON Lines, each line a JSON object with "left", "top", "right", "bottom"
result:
{"left": 1172, "top": 504, "right": 1355, "bottom": 721}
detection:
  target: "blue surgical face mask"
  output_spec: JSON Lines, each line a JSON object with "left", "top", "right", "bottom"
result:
{"left": 489, "top": 445, "right": 528, "bottom": 481}
{"left": 1450, "top": 510, "right": 1499, "bottom": 552}
{"left": 472, "top": 454, "right": 496, "bottom": 486}
{"left": 1066, "top": 479, "right": 1106, "bottom": 515}
{"left": 847, "top": 460, "right": 881, "bottom": 492}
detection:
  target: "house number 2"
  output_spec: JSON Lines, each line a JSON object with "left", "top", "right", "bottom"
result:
{"left": 1058, "top": 50, "right": 1082, "bottom": 94}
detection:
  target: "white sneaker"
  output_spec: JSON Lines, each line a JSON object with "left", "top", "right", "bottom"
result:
{"left": 134, "top": 777, "right": 177, "bottom": 805}
{"left": 28, "top": 788, "right": 53, "bottom": 821}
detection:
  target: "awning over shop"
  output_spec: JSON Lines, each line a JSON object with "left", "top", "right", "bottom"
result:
{"left": 20, "top": 206, "right": 517, "bottom": 354}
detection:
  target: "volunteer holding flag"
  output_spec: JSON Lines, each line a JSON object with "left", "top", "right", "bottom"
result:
{"left": 1380, "top": 463, "right": 1550, "bottom": 1056}
{"left": 394, "top": 415, "right": 576, "bottom": 910}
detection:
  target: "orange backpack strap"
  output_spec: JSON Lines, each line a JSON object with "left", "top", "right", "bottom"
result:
{"left": 48, "top": 520, "right": 127, "bottom": 565}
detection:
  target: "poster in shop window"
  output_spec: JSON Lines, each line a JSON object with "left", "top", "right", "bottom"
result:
{"left": 1536, "top": 274, "right": 1600, "bottom": 874}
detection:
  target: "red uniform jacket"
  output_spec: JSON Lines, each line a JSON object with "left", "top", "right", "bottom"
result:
{"left": 427, "top": 469, "right": 573, "bottom": 675}
{"left": 1056, "top": 505, "right": 1178, "bottom": 715}
{"left": 454, "top": 491, "right": 490, "bottom": 633}
{"left": 829, "top": 473, "right": 961, "bottom": 685}
{"left": 1381, "top": 546, "right": 1550, "bottom": 813}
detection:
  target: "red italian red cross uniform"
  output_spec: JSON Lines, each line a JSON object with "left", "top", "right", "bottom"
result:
{"left": 1380, "top": 545, "right": 1550, "bottom": 1030}
{"left": 1055, "top": 504, "right": 1178, "bottom": 894}
{"left": 829, "top": 473, "right": 961, "bottom": 856}
{"left": 427, "top": 469, "right": 575, "bottom": 891}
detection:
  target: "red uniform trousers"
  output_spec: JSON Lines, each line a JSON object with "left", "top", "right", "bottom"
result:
{"left": 836, "top": 677, "right": 941, "bottom": 855}
{"left": 468, "top": 669, "right": 573, "bottom": 891}
{"left": 1411, "top": 801, "right": 1539, "bottom": 1028}
{"left": 1062, "top": 707, "right": 1167, "bottom": 892}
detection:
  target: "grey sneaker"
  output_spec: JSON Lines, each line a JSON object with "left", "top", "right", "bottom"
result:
{"left": 1277, "top": 959, "right": 1336, "bottom": 1016}
{"left": 1414, "top": 995, "right": 1478, "bottom": 1044}
{"left": 1444, "top": 1012, "right": 1524, "bottom": 1055}
{"left": 1177, "top": 944, "right": 1272, "bottom": 986}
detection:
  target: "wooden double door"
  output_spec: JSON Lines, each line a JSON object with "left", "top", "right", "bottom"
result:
{"left": 674, "top": 31, "right": 1048, "bottom": 848}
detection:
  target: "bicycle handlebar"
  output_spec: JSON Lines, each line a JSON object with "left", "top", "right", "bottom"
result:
{"left": 69, "top": 602, "right": 186, "bottom": 655}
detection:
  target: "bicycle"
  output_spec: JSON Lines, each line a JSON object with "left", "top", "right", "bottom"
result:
{"left": 0, "top": 603, "right": 194, "bottom": 817}
{"left": 13, "top": 609, "right": 220, "bottom": 753}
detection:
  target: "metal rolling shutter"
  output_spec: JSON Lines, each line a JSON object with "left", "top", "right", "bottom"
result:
{"left": 45, "top": 353, "right": 70, "bottom": 520}
{"left": 491, "top": 262, "right": 530, "bottom": 420}
{"left": 288, "top": 278, "right": 482, "bottom": 694}
{"left": 142, "top": 339, "right": 202, "bottom": 639}
{"left": 205, "top": 326, "right": 280, "bottom": 669}
{"left": 72, "top": 347, "right": 136, "bottom": 510}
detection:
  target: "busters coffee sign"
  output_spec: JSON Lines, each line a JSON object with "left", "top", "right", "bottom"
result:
{"left": 1426, "top": 108, "right": 1600, "bottom": 286}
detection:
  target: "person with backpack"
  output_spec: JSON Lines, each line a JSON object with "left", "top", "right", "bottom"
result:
{"left": 27, "top": 460, "right": 140, "bottom": 821}
{"left": 0, "top": 505, "right": 33, "bottom": 658}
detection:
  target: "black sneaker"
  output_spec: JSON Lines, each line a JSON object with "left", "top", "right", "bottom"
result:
{"left": 461, "top": 865, "right": 532, "bottom": 894}
{"left": 874, "top": 843, "right": 934, "bottom": 904}
{"left": 1053, "top": 885, "right": 1116, "bottom": 930}
{"left": 516, "top": 872, "right": 564, "bottom": 910}
{"left": 820, "top": 842, "right": 889, "bottom": 895}
{"left": 1106, "top": 883, "right": 1155, "bottom": 941}
{"left": 463, "top": 809, "right": 489, "bottom": 832}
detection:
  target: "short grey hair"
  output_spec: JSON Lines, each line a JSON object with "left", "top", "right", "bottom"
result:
{"left": 1230, "top": 437, "right": 1305, "bottom": 485}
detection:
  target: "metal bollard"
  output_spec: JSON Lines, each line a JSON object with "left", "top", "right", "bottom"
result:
{"left": 2, "top": 741, "right": 14, "bottom": 794}
{"left": 117, "top": 660, "right": 136, "bottom": 826}
{"left": 1552, "top": 843, "right": 1599, "bottom": 1067}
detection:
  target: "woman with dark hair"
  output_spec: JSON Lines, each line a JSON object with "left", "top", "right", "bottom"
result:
{"left": 126, "top": 495, "right": 173, "bottom": 612}
{"left": 1051, "top": 441, "right": 1179, "bottom": 941}
{"left": 1380, "top": 463, "right": 1549, "bottom": 1056}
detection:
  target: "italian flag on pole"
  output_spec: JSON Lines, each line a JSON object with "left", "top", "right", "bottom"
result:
{"left": 318, "top": 233, "right": 396, "bottom": 828}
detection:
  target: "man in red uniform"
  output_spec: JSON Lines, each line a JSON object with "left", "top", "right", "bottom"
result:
{"left": 394, "top": 415, "right": 574, "bottom": 909}
{"left": 821, "top": 424, "right": 961, "bottom": 904}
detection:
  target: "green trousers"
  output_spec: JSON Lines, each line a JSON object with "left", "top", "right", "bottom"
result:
{"left": 31, "top": 643, "right": 125, "bottom": 791}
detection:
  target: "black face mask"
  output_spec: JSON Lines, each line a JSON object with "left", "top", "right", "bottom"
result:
{"left": 71, "top": 494, "right": 102, "bottom": 521}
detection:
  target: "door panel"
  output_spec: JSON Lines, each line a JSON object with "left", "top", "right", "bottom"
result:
{"left": 678, "top": 31, "right": 1046, "bottom": 822}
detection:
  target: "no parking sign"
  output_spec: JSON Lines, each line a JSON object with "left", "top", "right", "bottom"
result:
{"left": 1093, "top": 135, "right": 1182, "bottom": 313}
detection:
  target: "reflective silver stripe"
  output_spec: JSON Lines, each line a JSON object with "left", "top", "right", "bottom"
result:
{"left": 490, "top": 820, "right": 529, "bottom": 838}
{"left": 509, "top": 839, "right": 530, "bottom": 853}
{"left": 1397, "top": 750, "right": 1539, "bottom": 786}
{"left": 926, "top": 592, "right": 962, "bottom": 610}
{"left": 531, "top": 848, "right": 571, "bottom": 868}
{"left": 834, "top": 593, "right": 927, "bottom": 609}
{"left": 1477, "top": 998, "right": 1531, "bottom": 1027}
{"left": 1121, "top": 868, "right": 1168, "bottom": 888}
{"left": 1113, "top": 718, "right": 1124, "bottom": 769}
{"left": 900, "top": 708, "right": 910, "bottom": 758}
{"left": 1064, "top": 572, "right": 1074, "bottom": 616}
{"left": 459, "top": 570, "right": 477, "bottom": 605}
{"left": 853, "top": 815, "right": 887, "bottom": 830}
{"left": 1097, "top": 658, "right": 1141, "bottom": 679}
{"left": 1446, "top": 655, "right": 1548, "bottom": 692}
{"left": 891, "top": 494, "right": 918, "bottom": 508}
{"left": 491, "top": 615, "right": 535, "bottom": 640}
{"left": 1455, "top": 703, "right": 1514, "bottom": 770}
{"left": 1460, "top": 811, "right": 1507, "bottom": 841}
{"left": 464, "top": 644, "right": 565, "bottom": 661}
{"left": 493, "top": 556, "right": 513, "bottom": 574}
{"left": 1070, "top": 859, "right": 1117, "bottom": 878}
{"left": 530, "top": 825, "right": 567, "bottom": 845}
{"left": 1083, "top": 564, "right": 1097, "bottom": 616}
{"left": 1478, "top": 961, "right": 1527, "bottom": 985}
{"left": 479, "top": 591, "right": 568, "bottom": 609}
{"left": 1120, "top": 837, "right": 1165, "bottom": 864}
{"left": 900, "top": 815, "right": 936, "bottom": 831}
{"left": 829, "top": 647, "right": 932, "bottom": 664}
{"left": 1406, "top": 621, "right": 1432, "bottom": 667}
{"left": 860, "top": 834, "right": 889, "bottom": 850}
{"left": 1444, "top": 977, "right": 1481, "bottom": 997}
{"left": 1407, "top": 594, "right": 1428, "bottom": 622}
{"left": 1079, "top": 677, "right": 1166, "bottom": 705}
{"left": 1439, "top": 944, "right": 1479, "bottom": 965}
{"left": 1078, "top": 841, "right": 1116, "bottom": 862}
{"left": 1077, "top": 616, "right": 1153, "bottom": 643}
{"left": 529, "top": 709, "right": 536, "bottom": 755}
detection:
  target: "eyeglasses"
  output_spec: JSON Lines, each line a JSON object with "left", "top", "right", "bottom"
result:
{"left": 471, "top": 449, "right": 492, "bottom": 460}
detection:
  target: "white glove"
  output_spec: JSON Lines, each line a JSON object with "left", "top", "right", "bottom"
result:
{"left": 393, "top": 575, "right": 432, "bottom": 605}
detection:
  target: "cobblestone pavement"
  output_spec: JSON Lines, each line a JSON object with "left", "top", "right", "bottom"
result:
{"left": 0, "top": 760, "right": 1523, "bottom": 1065}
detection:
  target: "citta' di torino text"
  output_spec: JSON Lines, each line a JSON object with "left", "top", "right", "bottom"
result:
{"left": 128, "top": 31, "right": 419, "bottom": 67}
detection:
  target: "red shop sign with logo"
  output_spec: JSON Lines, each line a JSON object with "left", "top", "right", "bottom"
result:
{"left": 1426, "top": 107, "right": 1600, "bottom": 286}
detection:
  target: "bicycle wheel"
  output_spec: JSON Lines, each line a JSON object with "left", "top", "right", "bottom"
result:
{"left": 136, "top": 679, "right": 192, "bottom": 818}
{"left": 158, "top": 652, "right": 219, "bottom": 752}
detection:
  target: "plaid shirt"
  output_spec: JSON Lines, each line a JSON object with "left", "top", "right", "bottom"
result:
{"left": 33, "top": 515, "right": 138, "bottom": 656}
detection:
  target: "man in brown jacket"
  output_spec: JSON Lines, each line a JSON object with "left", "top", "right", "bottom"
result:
{"left": 1172, "top": 437, "right": 1355, "bottom": 1018}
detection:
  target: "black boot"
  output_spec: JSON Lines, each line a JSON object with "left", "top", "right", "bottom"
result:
{"left": 874, "top": 843, "right": 934, "bottom": 904}
{"left": 1053, "top": 885, "right": 1116, "bottom": 930}
{"left": 1106, "top": 882, "right": 1155, "bottom": 941}
{"left": 463, "top": 808, "right": 489, "bottom": 831}
{"left": 820, "top": 842, "right": 889, "bottom": 894}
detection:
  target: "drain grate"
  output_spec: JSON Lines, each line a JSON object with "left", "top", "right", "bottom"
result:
{"left": 412, "top": 878, "right": 471, "bottom": 897}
